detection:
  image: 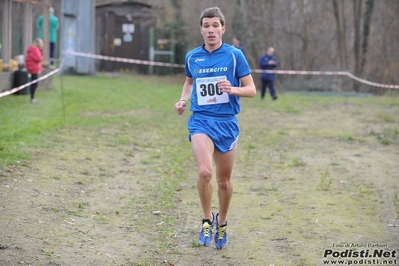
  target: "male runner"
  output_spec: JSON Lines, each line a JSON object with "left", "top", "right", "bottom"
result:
{"left": 174, "top": 7, "right": 256, "bottom": 249}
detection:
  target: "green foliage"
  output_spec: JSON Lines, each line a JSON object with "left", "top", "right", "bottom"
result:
{"left": 319, "top": 170, "right": 332, "bottom": 191}
{"left": 376, "top": 112, "right": 397, "bottom": 123}
{"left": 289, "top": 157, "right": 306, "bottom": 167}
{"left": 190, "top": 239, "right": 201, "bottom": 248}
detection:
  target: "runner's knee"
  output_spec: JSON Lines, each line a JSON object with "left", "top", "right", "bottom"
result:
{"left": 197, "top": 167, "right": 212, "bottom": 183}
{"left": 217, "top": 178, "right": 231, "bottom": 190}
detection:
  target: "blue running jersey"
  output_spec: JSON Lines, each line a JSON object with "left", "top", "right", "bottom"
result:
{"left": 185, "top": 43, "right": 251, "bottom": 116}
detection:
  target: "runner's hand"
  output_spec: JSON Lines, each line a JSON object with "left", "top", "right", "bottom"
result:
{"left": 174, "top": 100, "right": 186, "bottom": 115}
{"left": 218, "top": 80, "right": 235, "bottom": 95}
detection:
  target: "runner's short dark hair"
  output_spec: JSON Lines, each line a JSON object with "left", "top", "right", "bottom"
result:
{"left": 200, "top": 7, "right": 225, "bottom": 27}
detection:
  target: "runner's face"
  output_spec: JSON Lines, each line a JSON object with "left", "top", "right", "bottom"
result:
{"left": 200, "top": 17, "right": 225, "bottom": 49}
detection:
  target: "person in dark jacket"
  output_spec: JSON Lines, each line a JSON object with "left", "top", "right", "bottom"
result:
{"left": 25, "top": 38, "right": 43, "bottom": 104}
{"left": 258, "top": 47, "right": 279, "bottom": 100}
{"left": 232, "top": 36, "right": 245, "bottom": 56}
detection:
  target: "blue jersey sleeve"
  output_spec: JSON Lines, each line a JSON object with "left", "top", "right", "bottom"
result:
{"left": 185, "top": 53, "right": 192, "bottom": 77}
{"left": 235, "top": 50, "right": 251, "bottom": 79}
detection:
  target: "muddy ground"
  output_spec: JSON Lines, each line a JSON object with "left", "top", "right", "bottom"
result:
{"left": 1, "top": 94, "right": 398, "bottom": 266}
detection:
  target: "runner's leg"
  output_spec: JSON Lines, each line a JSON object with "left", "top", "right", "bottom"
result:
{"left": 191, "top": 133, "right": 215, "bottom": 221}
{"left": 214, "top": 148, "right": 236, "bottom": 225}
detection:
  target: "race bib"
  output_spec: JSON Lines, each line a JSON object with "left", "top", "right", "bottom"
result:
{"left": 196, "top": 76, "right": 229, "bottom": 106}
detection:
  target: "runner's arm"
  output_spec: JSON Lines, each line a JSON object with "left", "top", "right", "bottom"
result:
{"left": 218, "top": 74, "right": 256, "bottom": 98}
{"left": 174, "top": 76, "right": 193, "bottom": 115}
{"left": 180, "top": 76, "right": 193, "bottom": 102}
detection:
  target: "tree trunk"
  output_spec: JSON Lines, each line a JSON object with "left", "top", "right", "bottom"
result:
{"left": 269, "top": 0, "right": 275, "bottom": 45}
{"left": 299, "top": 0, "right": 309, "bottom": 70}
{"left": 232, "top": 0, "right": 245, "bottom": 37}
{"left": 332, "top": 0, "right": 348, "bottom": 70}
{"left": 353, "top": 0, "right": 362, "bottom": 74}
{"left": 353, "top": 0, "right": 363, "bottom": 91}
{"left": 288, "top": 0, "right": 295, "bottom": 69}
{"left": 360, "top": 0, "right": 375, "bottom": 72}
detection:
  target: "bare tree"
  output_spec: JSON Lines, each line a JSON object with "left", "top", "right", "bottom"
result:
{"left": 332, "top": 0, "right": 348, "bottom": 70}
{"left": 140, "top": 0, "right": 398, "bottom": 91}
{"left": 353, "top": 0, "right": 362, "bottom": 75}
{"left": 269, "top": 0, "right": 275, "bottom": 45}
{"left": 299, "top": 0, "right": 309, "bottom": 70}
{"left": 352, "top": 0, "right": 363, "bottom": 91}
{"left": 360, "top": 0, "right": 375, "bottom": 72}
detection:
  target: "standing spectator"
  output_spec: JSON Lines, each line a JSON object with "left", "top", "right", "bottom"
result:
{"left": 232, "top": 36, "right": 245, "bottom": 56}
{"left": 37, "top": 7, "right": 59, "bottom": 65}
{"left": 259, "top": 47, "right": 279, "bottom": 100}
{"left": 174, "top": 7, "right": 256, "bottom": 249}
{"left": 25, "top": 38, "right": 43, "bottom": 104}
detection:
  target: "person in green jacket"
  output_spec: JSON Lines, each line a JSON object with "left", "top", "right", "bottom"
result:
{"left": 36, "top": 7, "right": 59, "bottom": 65}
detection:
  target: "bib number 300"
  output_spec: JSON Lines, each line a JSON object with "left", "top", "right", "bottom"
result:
{"left": 196, "top": 76, "right": 229, "bottom": 106}
{"left": 199, "top": 83, "right": 223, "bottom": 97}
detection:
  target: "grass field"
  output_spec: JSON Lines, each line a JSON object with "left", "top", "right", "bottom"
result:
{"left": 0, "top": 73, "right": 398, "bottom": 265}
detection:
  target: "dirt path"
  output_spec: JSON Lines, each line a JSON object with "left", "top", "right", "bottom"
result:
{"left": 1, "top": 98, "right": 398, "bottom": 266}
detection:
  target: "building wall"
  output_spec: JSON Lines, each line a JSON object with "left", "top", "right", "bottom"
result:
{"left": 60, "top": 0, "right": 96, "bottom": 75}
{"left": 95, "top": 2, "right": 156, "bottom": 73}
{"left": 0, "top": 73, "right": 12, "bottom": 94}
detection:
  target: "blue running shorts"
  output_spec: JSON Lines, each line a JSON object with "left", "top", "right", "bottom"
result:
{"left": 188, "top": 112, "right": 240, "bottom": 153}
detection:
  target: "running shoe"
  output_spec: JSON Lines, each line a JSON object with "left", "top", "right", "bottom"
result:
{"left": 214, "top": 213, "right": 228, "bottom": 249}
{"left": 198, "top": 213, "right": 214, "bottom": 246}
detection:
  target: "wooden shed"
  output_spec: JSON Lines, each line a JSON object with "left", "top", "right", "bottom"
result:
{"left": 95, "top": 0, "right": 157, "bottom": 73}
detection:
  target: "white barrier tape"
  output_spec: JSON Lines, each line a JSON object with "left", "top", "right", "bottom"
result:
{"left": 253, "top": 69, "right": 347, "bottom": 76}
{"left": 0, "top": 68, "right": 60, "bottom": 98}
{"left": 66, "top": 50, "right": 185, "bottom": 68}
{"left": 344, "top": 72, "right": 399, "bottom": 89}
{"left": 66, "top": 51, "right": 399, "bottom": 90}
{"left": 253, "top": 69, "right": 399, "bottom": 89}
